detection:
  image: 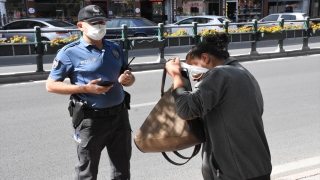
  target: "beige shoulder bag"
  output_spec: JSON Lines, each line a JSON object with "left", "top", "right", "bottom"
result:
{"left": 134, "top": 67, "right": 205, "bottom": 165}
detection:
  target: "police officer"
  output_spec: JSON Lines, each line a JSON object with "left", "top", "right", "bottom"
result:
{"left": 46, "top": 5, "right": 135, "bottom": 180}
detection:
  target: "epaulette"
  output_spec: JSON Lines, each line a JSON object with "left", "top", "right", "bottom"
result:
{"left": 104, "top": 39, "right": 120, "bottom": 47}
{"left": 62, "top": 40, "right": 81, "bottom": 51}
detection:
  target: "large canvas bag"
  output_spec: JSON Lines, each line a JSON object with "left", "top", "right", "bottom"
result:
{"left": 134, "top": 67, "right": 205, "bottom": 165}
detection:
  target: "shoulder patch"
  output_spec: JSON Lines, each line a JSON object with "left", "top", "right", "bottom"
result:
{"left": 52, "top": 58, "right": 60, "bottom": 69}
{"left": 112, "top": 49, "right": 120, "bottom": 59}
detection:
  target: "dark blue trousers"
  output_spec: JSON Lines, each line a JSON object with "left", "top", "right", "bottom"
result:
{"left": 73, "top": 108, "right": 131, "bottom": 180}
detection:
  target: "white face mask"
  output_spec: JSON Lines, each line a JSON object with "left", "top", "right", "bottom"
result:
{"left": 86, "top": 24, "right": 106, "bottom": 40}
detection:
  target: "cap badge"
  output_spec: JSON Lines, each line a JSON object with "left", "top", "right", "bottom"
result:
{"left": 112, "top": 49, "right": 120, "bottom": 59}
{"left": 93, "top": 6, "right": 100, "bottom": 13}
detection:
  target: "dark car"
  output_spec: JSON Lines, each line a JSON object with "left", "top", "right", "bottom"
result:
{"left": 105, "top": 18, "right": 158, "bottom": 39}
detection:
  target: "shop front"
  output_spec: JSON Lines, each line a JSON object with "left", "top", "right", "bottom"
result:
{"left": 173, "top": 0, "right": 266, "bottom": 23}
{"left": 0, "top": 0, "right": 27, "bottom": 26}
{"left": 33, "top": 0, "right": 84, "bottom": 24}
{"left": 236, "top": 0, "right": 263, "bottom": 22}
{"left": 268, "top": 0, "right": 308, "bottom": 14}
{"left": 0, "top": 0, "right": 271, "bottom": 28}
{"left": 0, "top": 0, "right": 87, "bottom": 25}
{"left": 310, "top": 0, "right": 320, "bottom": 17}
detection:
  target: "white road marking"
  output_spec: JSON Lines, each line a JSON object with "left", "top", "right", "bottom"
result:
{"left": 242, "top": 54, "right": 320, "bottom": 64}
{"left": 131, "top": 101, "right": 157, "bottom": 108}
{"left": 271, "top": 156, "right": 320, "bottom": 176}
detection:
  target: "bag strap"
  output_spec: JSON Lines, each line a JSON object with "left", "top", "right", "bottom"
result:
{"left": 161, "top": 144, "right": 202, "bottom": 166}
{"left": 160, "top": 67, "right": 202, "bottom": 165}
{"left": 161, "top": 68, "right": 167, "bottom": 97}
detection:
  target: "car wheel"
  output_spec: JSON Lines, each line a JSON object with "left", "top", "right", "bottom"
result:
{"left": 134, "top": 34, "right": 146, "bottom": 37}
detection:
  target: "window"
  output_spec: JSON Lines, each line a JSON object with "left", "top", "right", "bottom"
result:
{"left": 281, "top": 15, "right": 296, "bottom": 20}
{"left": 5, "top": 0, "right": 27, "bottom": 23}
{"left": 106, "top": 20, "right": 119, "bottom": 28}
{"left": 218, "top": 17, "right": 233, "bottom": 23}
{"left": 129, "top": 20, "right": 137, "bottom": 27}
{"left": 4, "top": 21, "right": 25, "bottom": 29}
{"left": 25, "top": 21, "right": 47, "bottom": 29}
{"left": 45, "top": 20, "right": 75, "bottom": 27}
{"left": 261, "top": 15, "right": 279, "bottom": 22}
{"left": 196, "top": 18, "right": 210, "bottom": 24}
{"left": 177, "top": 18, "right": 195, "bottom": 24}
{"left": 119, "top": 20, "right": 131, "bottom": 27}
{"left": 34, "top": 0, "right": 81, "bottom": 22}
{"left": 108, "top": 0, "right": 134, "bottom": 18}
{"left": 190, "top": 7, "right": 199, "bottom": 13}
{"left": 238, "top": 0, "right": 263, "bottom": 22}
{"left": 140, "top": 18, "right": 157, "bottom": 26}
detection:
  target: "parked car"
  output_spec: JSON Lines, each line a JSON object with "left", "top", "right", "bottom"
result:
{"left": 165, "top": 16, "right": 237, "bottom": 35}
{"left": 105, "top": 17, "right": 158, "bottom": 39}
{"left": 0, "top": 18, "right": 79, "bottom": 41}
{"left": 244, "top": 13, "right": 308, "bottom": 28}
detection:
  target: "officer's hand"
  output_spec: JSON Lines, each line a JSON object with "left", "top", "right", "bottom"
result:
{"left": 119, "top": 70, "right": 133, "bottom": 85}
{"left": 86, "top": 78, "right": 113, "bottom": 94}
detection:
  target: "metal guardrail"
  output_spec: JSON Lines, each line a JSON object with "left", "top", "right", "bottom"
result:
{"left": 0, "top": 17, "right": 319, "bottom": 73}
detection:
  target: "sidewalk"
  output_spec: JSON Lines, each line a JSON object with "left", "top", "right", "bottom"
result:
{"left": 276, "top": 168, "right": 320, "bottom": 180}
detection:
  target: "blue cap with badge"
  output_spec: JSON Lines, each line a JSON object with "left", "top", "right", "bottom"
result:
{"left": 78, "top": 5, "right": 109, "bottom": 23}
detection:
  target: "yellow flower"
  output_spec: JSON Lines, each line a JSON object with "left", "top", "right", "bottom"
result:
{"left": 311, "top": 23, "right": 320, "bottom": 31}
{"left": 50, "top": 34, "right": 80, "bottom": 47}
{"left": 258, "top": 25, "right": 283, "bottom": 34}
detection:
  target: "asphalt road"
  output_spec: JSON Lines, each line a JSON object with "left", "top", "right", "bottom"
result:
{"left": 0, "top": 37, "right": 320, "bottom": 74}
{"left": 0, "top": 54, "right": 319, "bottom": 180}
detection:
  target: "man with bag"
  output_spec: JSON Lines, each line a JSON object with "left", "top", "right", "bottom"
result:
{"left": 46, "top": 5, "right": 135, "bottom": 180}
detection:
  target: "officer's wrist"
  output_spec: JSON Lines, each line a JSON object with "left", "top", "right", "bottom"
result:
{"left": 79, "top": 85, "right": 89, "bottom": 93}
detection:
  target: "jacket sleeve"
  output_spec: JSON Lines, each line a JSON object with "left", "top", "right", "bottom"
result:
{"left": 172, "top": 69, "right": 228, "bottom": 119}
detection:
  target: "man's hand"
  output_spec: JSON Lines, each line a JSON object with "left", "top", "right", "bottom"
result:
{"left": 86, "top": 78, "right": 113, "bottom": 94}
{"left": 119, "top": 70, "right": 135, "bottom": 86}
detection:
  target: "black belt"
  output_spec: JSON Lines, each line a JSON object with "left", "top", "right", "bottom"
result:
{"left": 83, "top": 101, "right": 126, "bottom": 118}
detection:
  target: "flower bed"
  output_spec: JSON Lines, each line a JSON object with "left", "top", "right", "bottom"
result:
{"left": 0, "top": 35, "right": 35, "bottom": 56}
{"left": 283, "top": 24, "right": 305, "bottom": 38}
{"left": 197, "top": 29, "right": 220, "bottom": 43}
{"left": 44, "top": 34, "right": 79, "bottom": 54}
{"left": 164, "top": 30, "right": 193, "bottom": 46}
{"left": 227, "top": 27, "right": 254, "bottom": 42}
{"left": 310, "top": 23, "right": 320, "bottom": 37}
{"left": 256, "top": 26, "right": 285, "bottom": 41}
{"left": 50, "top": 34, "right": 79, "bottom": 47}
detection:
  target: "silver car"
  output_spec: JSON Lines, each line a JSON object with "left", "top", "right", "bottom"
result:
{"left": 0, "top": 18, "right": 79, "bottom": 41}
{"left": 166, "top": 15, "right": 237, "bottom": 35}
{"left": 252, "top": 13, "right": 308, "bottom": 28}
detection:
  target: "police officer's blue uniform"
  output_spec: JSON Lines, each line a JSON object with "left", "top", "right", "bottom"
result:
{"left": 49, "top": 37, "right": 131, "bottom": 180}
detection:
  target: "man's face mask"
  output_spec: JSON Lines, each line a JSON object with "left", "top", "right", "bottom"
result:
{"left": 86, "top": 23, "right": 106, "bottom": 40}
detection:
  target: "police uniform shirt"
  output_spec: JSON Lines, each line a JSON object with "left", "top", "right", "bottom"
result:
{"left": 49, "top": 37, "right": 128, "bottom": 109}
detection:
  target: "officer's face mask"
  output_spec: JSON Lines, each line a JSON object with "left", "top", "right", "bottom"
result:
{"left": 86, "top": 23, "right": 106, "bottom": 40}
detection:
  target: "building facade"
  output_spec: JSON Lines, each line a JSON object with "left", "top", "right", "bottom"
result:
{"left": 0, "top": 0, "right": 315, "bottom": 28}
{"left": 309, "top": 0, "right": 320, "bottom": 17}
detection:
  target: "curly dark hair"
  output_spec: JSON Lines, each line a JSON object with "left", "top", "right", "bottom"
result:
{"left": 186, "top": 33, "right": 230, "bottom": 60}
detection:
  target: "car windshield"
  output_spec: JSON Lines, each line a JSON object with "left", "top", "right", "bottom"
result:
{"left": 139, "top": 19, "right": 157, "bottom": 26}
{"left": 45, "top": 20, "right": 74, "bottom": 27}
{"left": 218, "top": 17, "right": 232, "bottom": 23}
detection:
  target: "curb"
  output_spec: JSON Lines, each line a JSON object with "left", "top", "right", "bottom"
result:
{"left": 1, "top": 48, "right": 320, "bottom": 85}
{"left": 276, "top": 168, "right": 320, "bottom": 180}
